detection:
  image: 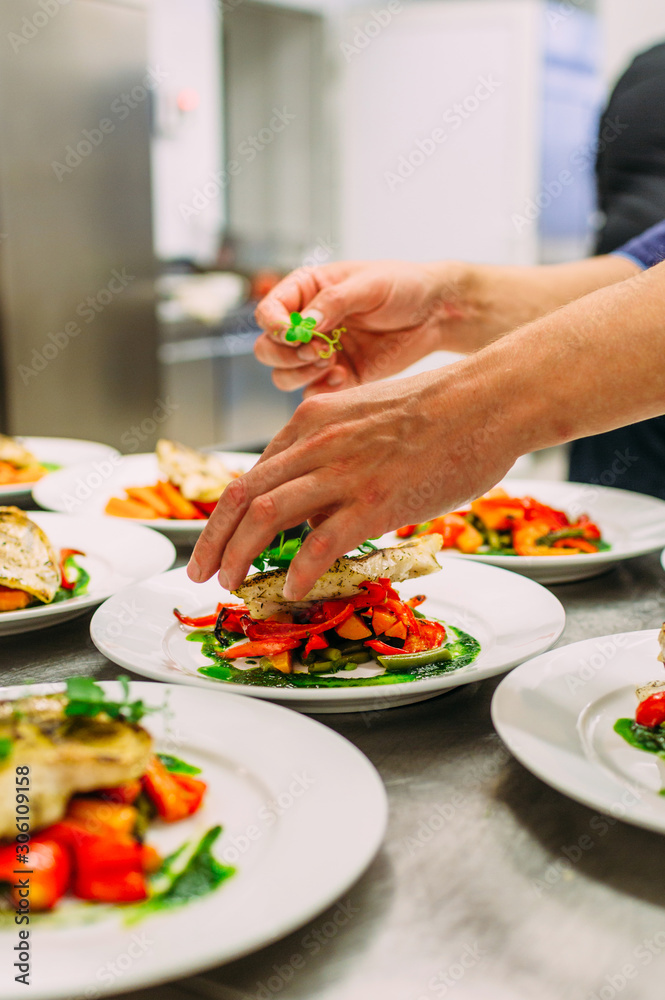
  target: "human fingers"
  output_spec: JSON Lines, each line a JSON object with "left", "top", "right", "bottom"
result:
{"left": 283, "top": 509, "right": 378, "bottom": 600}
{"left": 219, "top": 473, "right": 339, "bottom": 591}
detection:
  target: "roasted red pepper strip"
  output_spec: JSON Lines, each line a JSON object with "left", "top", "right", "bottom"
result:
{"left": 218, "top": 637, "right": 302, "bottom": 659}
{"left": 59, "top": 548, "right": 85, "bottom": 590}
{"left": 175, "top": 602, "right": 243, "bottom": 628}
{"left": 245, "top": 603, "right": 355, "bottom": 641}
{"left": 636, "top": 692, "right": 665, "bottom": 728}
{"left": 141, "top": 755, "right": 207, "bottom": 822}
{"left": 366, "top": 638, "right": 405, "bottom": 657}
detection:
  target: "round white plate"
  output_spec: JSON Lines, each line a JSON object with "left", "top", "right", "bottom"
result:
{"left": 0, "top": 680, "right": 387, "bottom": 1000}
{"left": 32, "top": 451, "right": 260, "bottom": 545}
{"left": 385, "top": 479, "right": 665, "bottom": 584}
{"left": 90, "top": 561, "right": 565, "bottom": 714}
{"left": 492, "top": 629, "right": 665, "bottom": 833}
{"left": 0, "top": 437, "right": 119, "bottom": 504}
{"left": 0, "top": 513, "right": 175, "bottom": 636}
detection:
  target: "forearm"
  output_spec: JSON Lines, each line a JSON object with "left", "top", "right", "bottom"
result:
{"left": 427, "top": 254, "right": 640, "bottom": 353}
{"left": 451, "top": 260, "right": 664, "bottom": 454}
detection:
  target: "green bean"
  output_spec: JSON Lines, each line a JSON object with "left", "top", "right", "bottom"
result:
{"left": 377, "top": 645, "right": 453, "bottom": 672}
{"left": 307, "top": 660, "right": 335, "bottom": 673}
{"left": 321, "top": 647, "right": 342, "bottom": 662}
{"left": 345, "top": 651, "right": 372, "bottom": 664}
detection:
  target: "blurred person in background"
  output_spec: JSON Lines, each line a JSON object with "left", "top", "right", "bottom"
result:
{"left": 569, "top": 41, "right": 665, "bottom": 498}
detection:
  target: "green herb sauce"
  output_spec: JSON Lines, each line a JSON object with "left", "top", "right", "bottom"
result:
{"left": 197, "top": 625, "right": 480, "bottom": 689}
{"left": 614, "top": 717, "right": 665, "bottom": 757}
{"left": 127, "top": 825, "right": 235, "bottom": 924}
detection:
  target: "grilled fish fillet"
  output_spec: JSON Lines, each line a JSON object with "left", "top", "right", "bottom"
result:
{"left": 0, "top": 435, "right": 37, "bottom": 469}
{"left": 0, "top": 693, "right": 152, "bottom": 837}
{"left": 156, "top": 439, "right": 236, "bottom": 502}
{"left": 234, "top": 534, "right": 443, "bottom": 619}
{"left": 0, "top": 506, "right": 60, "bottom": 604}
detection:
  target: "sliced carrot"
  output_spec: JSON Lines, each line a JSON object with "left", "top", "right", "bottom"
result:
{"left": 105, "top": 497, "right": 159, "bottom": 519}
{"left": 125, "top": 486, "right": 172, "bottom": 518}
{"left": 155, "top": 480, "right": 205, "bottom": 520}
{"left": 0, "top": 587, "right": 32, "bottom": 611}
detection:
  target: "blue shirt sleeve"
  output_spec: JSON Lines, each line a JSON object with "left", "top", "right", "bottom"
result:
{"left": 613, "top": 218, "right": 665, "bottom": 270}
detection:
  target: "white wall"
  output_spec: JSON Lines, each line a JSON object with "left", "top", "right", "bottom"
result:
{"left": 148, "top": 0, "right": 224, "bottom": 264}
{"left": 337, "top": 0, "right": 543, "bottom": 264}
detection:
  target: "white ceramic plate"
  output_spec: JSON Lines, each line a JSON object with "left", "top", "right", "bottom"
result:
{"left": 491, "top": 629, "right": 665, "bottom": 833}
{"left": 384, "top": 479, "right": 665, "bottom": 584}
{"left": 32, "top": 451, "right": 260, "bottom": 545}
{"left": 0, "top": 513, "right": 175, "bottom": 636}
{"left": 0, "top": 437, "right": 119, "bottom": 504}
{"left": 90, "top": 561, "right": 565, "bottom": 714}
{"left": 0, "top": 680, "right": 387, "bottom": 1000}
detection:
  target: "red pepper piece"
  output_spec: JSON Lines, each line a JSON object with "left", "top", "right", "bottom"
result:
{"left": 245, "top": 604, "right": 355, "bottom": 641}
{"left": 59, "top": 548, "right": 85, "bottom": 590}
{"left": 218, "top": 637, "right": 302, "bottom": 659}
{"left": 97, "top": 779, "right": 142, "bottom": 804}
{"left": 175, "top": 602, "right": 245, "bottom": 628}
{"left": 72, "top": 836, "right": 147, "bottom": 903}
{"left": 552, "top": 538, "right": 599, "bottom": 553}
{"left": 141, "top": 755, "right": 207, "bottom": 822}
{"left": 396, "top": 525, "right": 417, "bottom": 538}
{"left": 636, "top": 692, "right": 665, "bottom": 729}
{"left": 0, "top": 838, "right": 71, "bottom": 911}
{"left": 304, "top": 633, "right": 329, "bottom": 658}
{"left": 366, "top": 638, "right": 404, "bottom": 657}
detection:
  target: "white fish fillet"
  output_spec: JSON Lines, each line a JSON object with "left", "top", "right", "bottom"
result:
{"left": 156, "top": 438, "right": 236, "bottom": 502}
{"left": 634, "top": 626, "right": 665, "bottom": 702}
{"left": 659, "top": 623, "right": 665, "bottom": 664}
{"left": 0, "top": 506, "right": 60, "bottom": 604}
{"left": 234, "top": 534, "right": 443, "bottom": 619}
{"left": 0, "top": 693, "right": 152, "bottom": 837}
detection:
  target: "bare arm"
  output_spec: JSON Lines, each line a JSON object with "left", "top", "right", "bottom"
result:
{"left": 189, "top": 261, "right": 664, "bottom": 598}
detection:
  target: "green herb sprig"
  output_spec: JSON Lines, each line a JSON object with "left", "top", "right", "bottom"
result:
{"left": 64, "top": 675, "right": 154, "bottom": 724}
{"left": 280, "top": 312, "right": 345, "bottom": 360}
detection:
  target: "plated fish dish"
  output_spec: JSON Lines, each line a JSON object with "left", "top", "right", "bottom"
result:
{"left": 174, "top": 535, "right": 480, "bottom": 689}
{"left": 397, "top": 487, "right": 608, "bottom": 557}
{"left": 0, "top": 436, "right": 58, "bottom": 488}
{"left": 104, "top": 439, "right": 242, "bottom": 520}
{"left": 0, "top": 679, "right": 233, "bottom": 917}
{"left": 0, "top": 507, "right": 89, "bottom": 612}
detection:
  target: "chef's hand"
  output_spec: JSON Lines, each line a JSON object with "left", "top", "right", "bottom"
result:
{"left": 253, "top": 260, "right": 468, "bottom": 395}
{"left": 187, "top": 364, "right": 521, "bottom": 600}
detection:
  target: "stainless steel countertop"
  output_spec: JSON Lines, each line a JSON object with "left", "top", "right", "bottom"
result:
{"left": 3, "top": 551, "right": 665, "bottom": 1000}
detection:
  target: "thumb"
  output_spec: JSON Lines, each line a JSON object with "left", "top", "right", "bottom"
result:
{"left": 301, "top": 273, "right": 388, "bottom": 333}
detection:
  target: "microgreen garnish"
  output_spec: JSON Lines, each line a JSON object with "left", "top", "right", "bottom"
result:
{"left": 0, "top": 737, "right": 13, "bottom": 764}
{"left": 252, "top": 530, "right": 308, "bottom": 572}
{"left": 64, "top": 675, "right": 154, "bottom": 724}
{"left": 279, "top": 312, "right": 345, "bottom": 360}
{"left": 252, "top": 532, "right": 380, "bottom": 571}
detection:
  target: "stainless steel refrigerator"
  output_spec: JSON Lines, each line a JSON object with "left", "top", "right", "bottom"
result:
{"left": 0, "top": 0, "right": 160, "bottom": 450}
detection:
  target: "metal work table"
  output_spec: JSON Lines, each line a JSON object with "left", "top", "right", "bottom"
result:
{"left": 2, "top": 551, "right": 665, "bottom": 1000}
